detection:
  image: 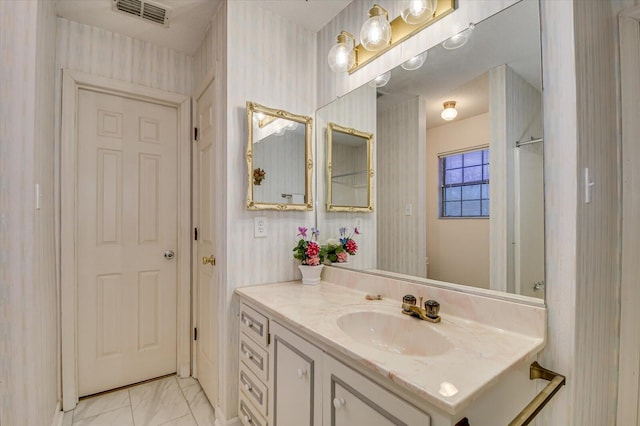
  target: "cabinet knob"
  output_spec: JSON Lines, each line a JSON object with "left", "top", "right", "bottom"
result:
{"left": 244, "top": 383, "right": 252, "bottom": 392}
{"left": 244, "top": 415, "right": 252, "bottom": 424}
{"left": 296, "top": 367, "right": 307, "bottom": 379}
{"left": 244, "top": 318, "right": 253, "bottom": 327}
{"left": 244, "top": 350, "right": 253, "bottom": 360}
{"left": 333, "top": 397, "right": 346, "bottom": 410}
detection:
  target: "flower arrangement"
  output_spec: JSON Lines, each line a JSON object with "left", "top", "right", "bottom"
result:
{"left": 324, "top": 226, "right": 360, "bottom": 263}
{"left": 339, "top": 226, "right": 359, "bottom": 256}
{"left": 324, "top": 238, "right": 347, "bottom": 263}
{"left": 293, "top": 227, "right": 325, "bottom": 266}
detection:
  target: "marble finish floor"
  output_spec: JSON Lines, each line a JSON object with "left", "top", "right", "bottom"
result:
{"left": 63, "top": 375, "right": 215, "bottom": 426}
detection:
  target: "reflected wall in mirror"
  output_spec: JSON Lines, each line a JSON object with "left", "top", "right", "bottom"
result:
{"left": 327, "top": 122, "right": 374, "bottom": 212}
{"left": 316, "top": 0, "right": 544, "bottom": 300}
{"left": 246, "top": 101, "right": 313, "bottom": 211}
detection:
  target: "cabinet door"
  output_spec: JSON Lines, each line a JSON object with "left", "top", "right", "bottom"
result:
{"left": 271, "top": 321, "right": 323, "bottom": 426}
{"left": 323, "top": 354, "right": 431, "bottom": 426}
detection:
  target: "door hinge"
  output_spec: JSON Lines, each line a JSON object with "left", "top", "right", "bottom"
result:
{"left": 194, "top": 127, "right": 199, "bottom": 141}
{"left": 194, "top": 327, "right": 198, "bottom": 341}
{"left": 194, "top": 227, "right": 198, "bottom": 241}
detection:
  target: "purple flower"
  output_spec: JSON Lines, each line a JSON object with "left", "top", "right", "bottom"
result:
{"left": 311, "top": 227, "right": 320, "bottom": 238}
{"left": 354, "top": 227, "right": 360, "bottom": 235}
{"left": 339, "top": 227, "right": 347, "bottom": 237}
{"left": 297, "top": 227, "right": 308, "bottom": 238}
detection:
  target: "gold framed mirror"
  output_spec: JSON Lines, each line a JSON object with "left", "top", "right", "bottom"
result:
{"left": 326, "top": 122, "right": 374, "bottom": 212}
{"left": 246, "top": 101, "right": 313, "bottom": 211}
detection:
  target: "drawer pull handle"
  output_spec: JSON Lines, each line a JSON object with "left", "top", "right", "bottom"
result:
{"left": 244, "top": 414, "right": 252, "bottom": 424}
{"left": 244, "top": 383, "right": 252, "bottom": 392}
{"left": 244, "top": 350, "right": 254, "bottom": 360}
{"left": 244, "top": 318, "right": 254, "bottom": 327}
{"left": 296, "top": 367, "right": 307, "bottom": 379}
{"left": 333, "top": 397, "right": 346, "bottom": 410}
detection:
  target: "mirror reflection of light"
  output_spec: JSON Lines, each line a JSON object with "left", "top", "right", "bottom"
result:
{"left": 439, "top": 382, "right": 459, "bottom": 397}
{"left": 369, "top": 71, "right": 391, "bottom": 88}
{"left": 401, "top": 51, "right": 428, "bottom": 71}
{"left": 442, "top": 23, "right": 475, "bottom": 50}
{"left": 286, "top": 122, "right": 298, "bottom": 131}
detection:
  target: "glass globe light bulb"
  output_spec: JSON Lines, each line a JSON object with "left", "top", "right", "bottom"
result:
{"left": 328, "top": 33, "right": 355, "bottom": 73}
{"left": 400, "top": 0, "right": 438, "bottom": 25}
{"left": 360, "top": 6, "right": 391, "bottom": 52}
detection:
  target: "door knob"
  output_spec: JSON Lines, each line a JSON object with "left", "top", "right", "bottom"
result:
{"left": 202, "top": 255, "right": 215, "bottom": 266}
{"left": 164, "top": 250, "right": 175, "bottom": 259}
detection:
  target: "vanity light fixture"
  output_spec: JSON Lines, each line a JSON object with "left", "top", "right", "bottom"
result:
{"left": 360, "top": 4, "right": 392, "bottom": 51}
{"left": 327, "top": 0, "right": 456, "bottom": 74}
{"left": 401, "top": 51, "right": 428, "bottom": 70}
{"left": 400, "top": 0, "right": 438, "bottom": 25}
{"left": 441, "top": 101, "right": 458, "bottom": 121}
{"left": 442, "top": 23, "right": 475, "bottom": 50}
{"left": 328, "top": 31, "right": 356, "bottom": 73}
{"left": 369, "top": 71, "right": 391, "bottom": 88}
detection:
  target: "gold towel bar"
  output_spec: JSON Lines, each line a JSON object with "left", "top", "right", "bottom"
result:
{"left": 509, "top": 362, "right": 566, "bottom": 426}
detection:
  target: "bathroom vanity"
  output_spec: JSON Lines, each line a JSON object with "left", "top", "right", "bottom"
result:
{"left": 235, "top": 268, "right": 546, "bottom": 426}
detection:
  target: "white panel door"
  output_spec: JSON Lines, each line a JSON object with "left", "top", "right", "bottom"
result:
{"left": 77, "top": 89, "right": 178, "bottom": 396}
{"left": 195, "top": 81, "right": 219, "bottom": 406}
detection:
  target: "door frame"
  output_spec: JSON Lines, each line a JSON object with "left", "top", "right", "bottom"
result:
{"left": 60, "top": 69, "right": 191, "bottom": 410}
{"left": 618, "top": 6, "right": 640, "bottom": 425}
{"left": 190, "top": 71, "right": 216, "bottom": 385}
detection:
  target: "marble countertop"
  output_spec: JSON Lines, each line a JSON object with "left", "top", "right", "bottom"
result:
{"left": 235, "top": 280, "right": 545, "bottom": 415}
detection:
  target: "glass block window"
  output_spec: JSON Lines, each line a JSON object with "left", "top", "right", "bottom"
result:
{"left": 439, "top": 148, "right": 489, "bottom": 218}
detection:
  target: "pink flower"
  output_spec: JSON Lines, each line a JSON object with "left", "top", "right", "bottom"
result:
{"left": 336, "top": 251, "right": 348, "bottom": 263}
{"left": 306, "top": 256, "right": 320, "bottom": 266}
{"left": 345, "top": 239, "right": 358, "bottom": 255}
{"left": 306, "top": 241, "right": 320, "bottom": 257}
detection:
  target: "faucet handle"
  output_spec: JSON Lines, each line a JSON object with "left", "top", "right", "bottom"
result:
{"left": 402, "top": 294, "right": 416, "bottom": 305}
{"left": 402, "top": 294, "right": 416, "bottom": 313}
{"left": 425, "top": 300, "right": 440, "bottom": 319}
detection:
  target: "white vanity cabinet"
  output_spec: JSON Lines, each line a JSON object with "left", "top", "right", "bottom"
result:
{"left": 323, "top": 354, "right": 431, "bottom": 426}
{"left": 238, "top": 303, "right": 270, "bottom": 426}
{"left": 239, "top": 301, "right": 435, "bottom": 426}
{"left": 270, "top": 321, "right": 323, "bottom": 426}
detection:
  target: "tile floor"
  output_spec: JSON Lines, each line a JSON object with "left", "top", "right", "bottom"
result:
{"left": 62, "top": 375, "right": 216, "bottom": 426}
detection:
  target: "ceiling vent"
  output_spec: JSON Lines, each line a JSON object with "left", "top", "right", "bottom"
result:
{"left": 112, "top": 0, "right": 171, "bottom": 27}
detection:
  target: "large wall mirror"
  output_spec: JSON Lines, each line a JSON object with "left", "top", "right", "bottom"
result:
{"left": 327, "top": 122, "right": 374, "bottom": 212}
{"left": 246, "top": 101, "right": 313, "bottom": 210}
{"left": 316, "top": 0, "right": 545, "bottom": 301}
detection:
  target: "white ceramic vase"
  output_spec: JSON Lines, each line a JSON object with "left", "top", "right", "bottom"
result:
{"left": 298, "top": 264, "right": 323, "bottom": 285}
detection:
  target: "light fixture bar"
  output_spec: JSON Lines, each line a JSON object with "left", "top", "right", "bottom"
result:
{"left": 348, "top": 0, "right": 456, "bottom": 74}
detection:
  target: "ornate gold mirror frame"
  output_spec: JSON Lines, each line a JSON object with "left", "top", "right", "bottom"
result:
{"left": 326, "top": 122, "right": 374, "bottom": 212}
{"left": 246, "top": 101, "right": 313, "bottom": 211}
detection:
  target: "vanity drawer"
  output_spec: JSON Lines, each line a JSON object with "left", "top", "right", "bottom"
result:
{"left": 240, "top": 332, "right": 269, "bottom": 381}
{"left": 239, "top": 392, "right": 268, "bottom": 426}
{"left": 240, "top": 303, "right": 269, "bottom": 346}
{"left": 239, "top": 362, "right": 268, "bottom": 416}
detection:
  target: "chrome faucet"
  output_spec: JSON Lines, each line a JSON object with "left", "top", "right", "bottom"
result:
{"left": 402, "top": 294, "right": 441, "bottom": 323}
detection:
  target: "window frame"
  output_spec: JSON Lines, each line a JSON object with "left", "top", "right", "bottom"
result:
{"left": 438, "top": 145, "right": 490, "bottom": 219}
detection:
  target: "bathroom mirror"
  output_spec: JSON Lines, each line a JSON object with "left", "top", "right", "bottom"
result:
{"left": 327, "top": 122, "right": 374, "bottom": 212}
{"left": 316, "top": 0, "right": 545, "bottom": 300}
{"left": 246, "top": 101, "right": 313, "bottom": 210}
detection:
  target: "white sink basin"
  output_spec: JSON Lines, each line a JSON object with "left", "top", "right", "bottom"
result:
{"left": 337, "top": 310, "right": 453, "bottom": 356}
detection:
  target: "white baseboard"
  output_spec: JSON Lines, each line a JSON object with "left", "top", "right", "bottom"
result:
{"left": 51, "top": 401, "right": 64, "bottom": 426}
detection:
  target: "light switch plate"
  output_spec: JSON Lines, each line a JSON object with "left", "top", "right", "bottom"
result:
{"left": 254, "top": 216, "right": 267, "bottom": 238}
